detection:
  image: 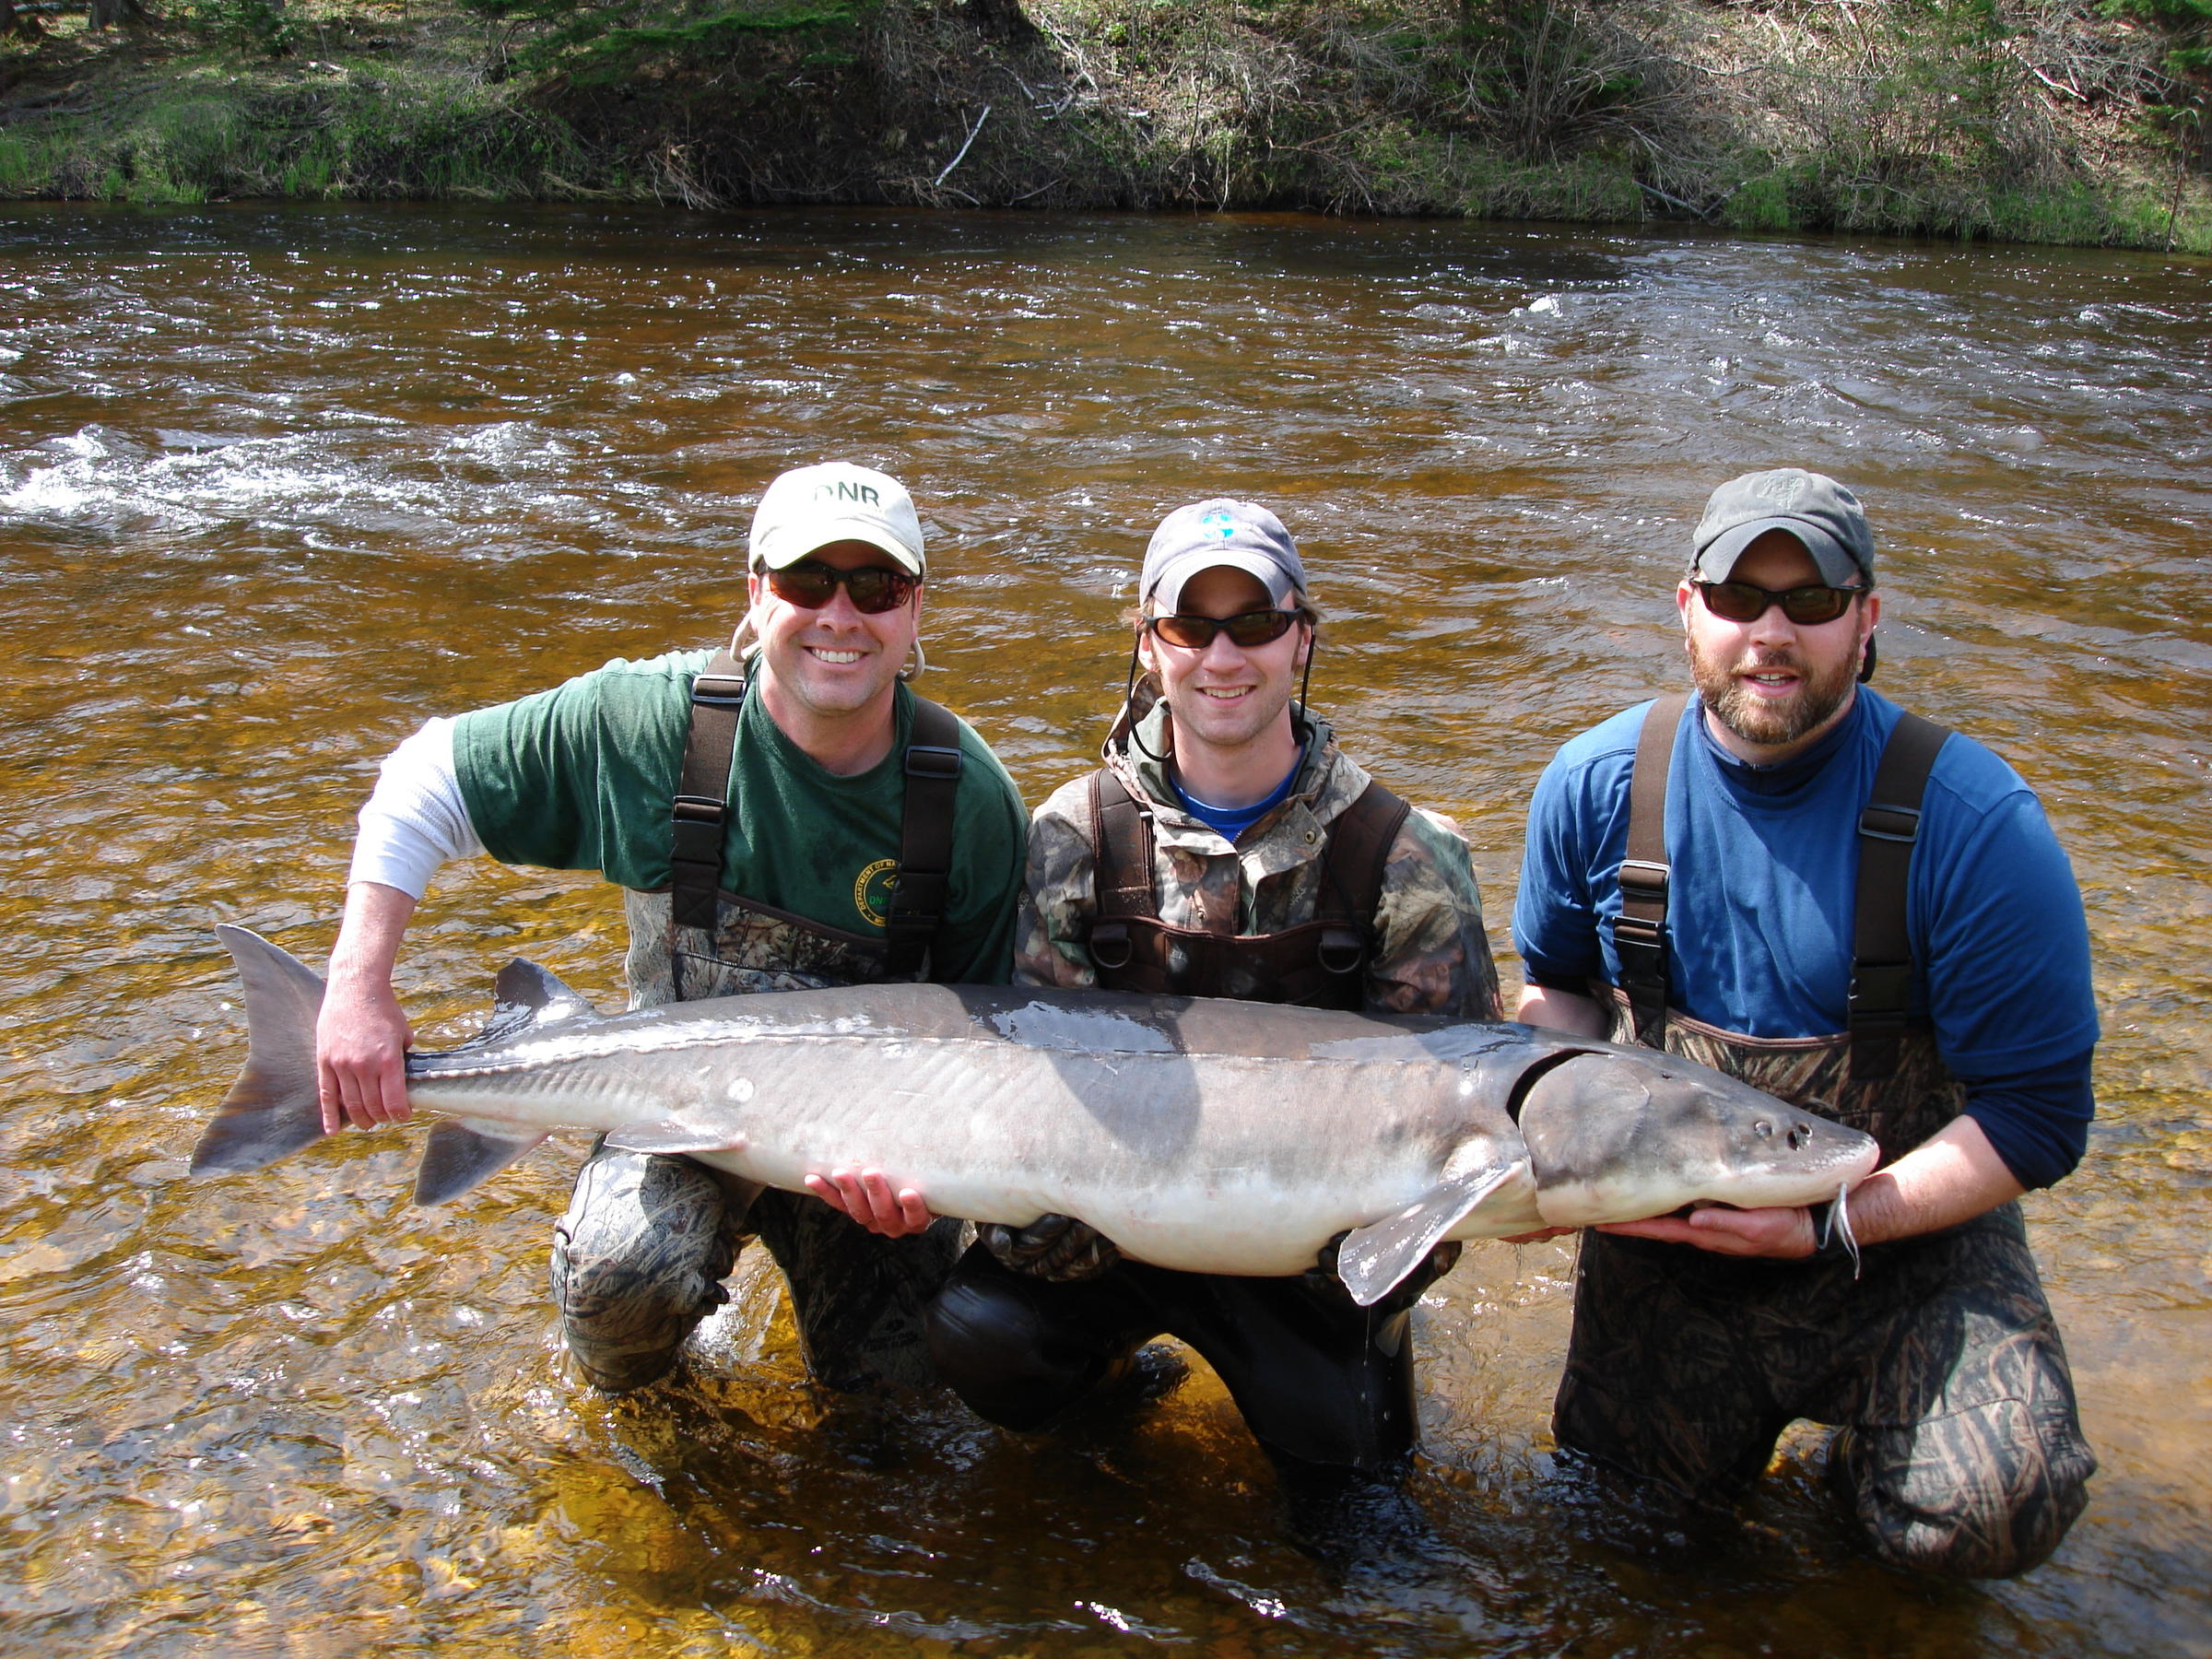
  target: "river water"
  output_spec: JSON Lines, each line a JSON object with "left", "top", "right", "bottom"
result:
{"left": 0, "top": 204, "right": 2206, "bottom": 1657}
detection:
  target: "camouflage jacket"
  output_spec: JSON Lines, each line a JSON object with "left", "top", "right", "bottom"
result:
{"left": 1015, "top": 701, "right": 1502, "bottom": 1019}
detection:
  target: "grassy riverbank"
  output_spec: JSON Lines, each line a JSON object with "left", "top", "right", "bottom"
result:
{"left": 2, "top": 0, "right": 2206, "bottom": 250}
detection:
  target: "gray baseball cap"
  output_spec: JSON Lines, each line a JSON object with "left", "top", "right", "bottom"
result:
{"left": 1140, "top": 500, "right": 1308, "bottom": 613}
{"left": 1691, "top": 468, "right": 1876, "bottom": 587}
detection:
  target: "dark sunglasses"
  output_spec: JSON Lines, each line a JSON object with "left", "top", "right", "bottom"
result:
{"left": 1147, "top": 609, "right": 1304, "bottom": 650}
{"left": 766, "top": 560, "right": 919, "bottom": 615}
{"left": 1694, "top": 580, "right": 1866, "bottom": 627}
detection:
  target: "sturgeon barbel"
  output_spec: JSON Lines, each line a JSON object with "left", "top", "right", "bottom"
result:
{"left": 193, "top": 926, "right": 1879, "bottom": 1304}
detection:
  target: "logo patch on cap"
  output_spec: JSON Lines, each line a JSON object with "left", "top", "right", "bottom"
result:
{"left": 1202, "top": 510, "right": 1237, "bottom": 540}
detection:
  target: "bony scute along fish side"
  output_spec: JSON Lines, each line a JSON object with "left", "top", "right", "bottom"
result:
{"left": 192, "top": 926, "right": 1881, "bottom": 1306}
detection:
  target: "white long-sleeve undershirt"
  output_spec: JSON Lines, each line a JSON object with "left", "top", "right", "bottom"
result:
{"left": 346, "top": 718, "right": 485, "bottom": 900}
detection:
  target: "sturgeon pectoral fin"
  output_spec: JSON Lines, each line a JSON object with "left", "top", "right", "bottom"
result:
{"left": 602, "top": 1123, "right": 749, "bottom": 1156}
{"left": 413, "top": 1121, "right": 549, "bottom": 1205}
{"left": 1337, "top": 1158, "right": 1525, "bottom": 1308}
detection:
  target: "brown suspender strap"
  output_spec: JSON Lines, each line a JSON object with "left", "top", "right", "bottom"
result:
{"left": 1084, "top": 770, "right": 1408, "bottom": 983}
{"left": 1085, "top": 769, "right": 1159, "bottom": 971}
{"left": 1848, "top": 712, "right": 1950, "bottom": 1083}
{"left": 1615, "top": 692, "right": 1688, "bottom": 1048}
{"left": 883, "top": 697, "right": 965, "bottom": 980}
{"left": 671, "top": 649, "right": 749, "bottom": 932}
{"left": 1315, "top": 782, "right": 1412, "bottom": 975}
{"left": 672, "top": 656, "right": 964, "bottom": 979}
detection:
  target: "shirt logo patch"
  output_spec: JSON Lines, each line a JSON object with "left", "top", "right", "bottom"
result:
{"left": 853, "top": 858, "right": 899, "bottom": 929}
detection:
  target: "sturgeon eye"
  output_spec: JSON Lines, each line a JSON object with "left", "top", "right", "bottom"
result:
{"left": 1753, "top": 1119, "right": 1773, "bottom": 1138}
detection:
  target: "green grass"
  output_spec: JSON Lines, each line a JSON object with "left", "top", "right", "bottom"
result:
{"left": 1703, "top": 154, "right": 2212, "bottom": 253}
{"left": 3, "top": 52, "right": 612, "bottom": 203}
{"left": 0, "top": 0, "right": 2203, "bottom": 252}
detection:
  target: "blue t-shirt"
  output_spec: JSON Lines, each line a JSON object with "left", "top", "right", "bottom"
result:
{"left": 1170, "top": 744, "right": 1306, "bottom": 843}
{"left": 1512, "top": 688, "right": 2098, "bottom": 1187}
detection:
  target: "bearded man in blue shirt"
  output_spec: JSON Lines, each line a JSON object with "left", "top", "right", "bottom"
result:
{"left": 1512, "top": 469, "right": 2098, "bottom": 1578}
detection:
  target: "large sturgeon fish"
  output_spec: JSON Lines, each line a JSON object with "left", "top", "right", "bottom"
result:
{"left": 193, "top": 926, "right": 1878, "bottom": 1304}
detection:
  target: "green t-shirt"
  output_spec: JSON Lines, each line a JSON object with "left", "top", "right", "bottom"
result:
{"left": 453, "top": 649, "right": 1027, "bottom": 984}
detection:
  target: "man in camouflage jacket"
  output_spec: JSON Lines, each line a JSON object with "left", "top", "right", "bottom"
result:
{"left": 1016, "top": 693, "right": 1499, "bottom": 1017}
{"left": 926, "top": 499, "right": 1501, "bottom": 1535}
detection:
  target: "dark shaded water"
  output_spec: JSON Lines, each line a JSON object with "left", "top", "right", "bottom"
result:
{"left": 1, "top": 203, "right": 2206, "bottom": 1657}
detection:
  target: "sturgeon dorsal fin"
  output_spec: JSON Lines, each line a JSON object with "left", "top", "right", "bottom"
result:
{"left": 414, "top": 1120, "right": 549, "bottom": 1205}
{"left": 492, "top": 959, "right": 595, "bottom": 1024}
{"left": 1336, "top": 1154, "right": 1525, "bottom": 1307}
{"left": 458, "top": 959, "right": 598, "bottom": 1049}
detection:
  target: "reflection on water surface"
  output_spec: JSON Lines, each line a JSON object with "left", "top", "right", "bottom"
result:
{"left": 1, "top": 204, "right": 2207, "bottom": 1658}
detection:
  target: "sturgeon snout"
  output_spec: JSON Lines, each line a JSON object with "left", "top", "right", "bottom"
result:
{"left": 1516, "top": 1051, "right": 1882, "bottom": 1229}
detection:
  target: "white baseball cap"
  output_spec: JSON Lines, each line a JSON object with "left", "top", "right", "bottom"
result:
{"left": 747, "top": 462, "right": 925, "bottom": 575}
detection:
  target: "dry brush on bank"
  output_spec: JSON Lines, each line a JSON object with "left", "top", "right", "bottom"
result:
{"left": 0, "top": 0, "right": 2205, "bottom": 248}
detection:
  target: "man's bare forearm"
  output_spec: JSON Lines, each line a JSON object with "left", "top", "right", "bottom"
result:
{"left": 1834, "top": 1114, "right": 2027, "bottom": 1247}
{"left": 330, "top": 880, "right": 418, "bottom": 988}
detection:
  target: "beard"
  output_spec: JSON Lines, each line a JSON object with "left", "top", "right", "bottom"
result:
{"left": 1689, "top": 636, "right": 1862, "bottom": 750}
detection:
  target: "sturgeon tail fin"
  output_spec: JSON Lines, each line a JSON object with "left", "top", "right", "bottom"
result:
{"left": 191, "top": 924, "right": 333, "bottom": 1178}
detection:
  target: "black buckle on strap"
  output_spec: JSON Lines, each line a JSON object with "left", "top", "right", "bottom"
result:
{"left": 690, "top": 676, "right": 747, "bottom": 710}
{"left": 1613, "top": 914, "right": 1665, "bottom": 948}
{"left": 1318, "top": 926, "right": 1364, "bottom": 976}
{"left": 905, "top": 743, "right": 964, "bottom": 782}
{"left": 669, "top": 794, "right": 725, "bottom": 864}
{"left": 1850, "top": 961, "right": 1914, "bottom": 1013}
{"left": 892, "top": 869, "right": 949, "bottom": 911}
{"left": 1859, "top": 803, "right": 1922, "bottom": 843}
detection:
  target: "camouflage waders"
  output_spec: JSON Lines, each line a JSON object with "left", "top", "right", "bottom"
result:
{"left": 1554, "top": 994, "right": 2096, "bottom": 1578}
{"left": 546, "top": 887, "right": 962, "bottom": 1394}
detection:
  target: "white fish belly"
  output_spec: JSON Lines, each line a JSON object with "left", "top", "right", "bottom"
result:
{"left": 679, "top": 1043, "right": 1481, "bottom": 1276}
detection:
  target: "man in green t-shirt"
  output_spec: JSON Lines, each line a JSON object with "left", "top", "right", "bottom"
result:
{"left": 315, "top": 462, "right": 1029, "bottom": 1394}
